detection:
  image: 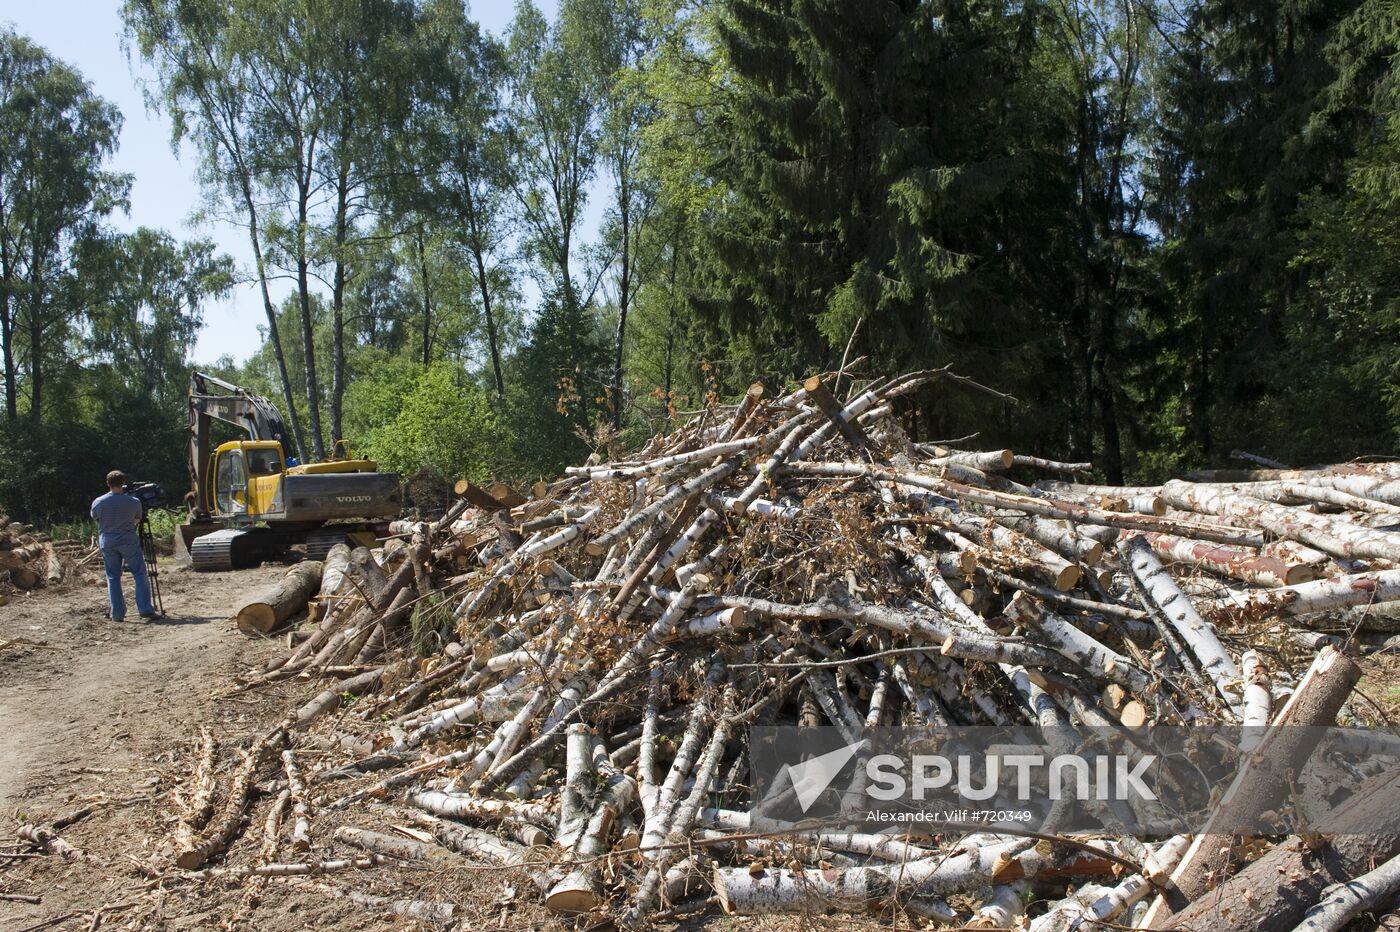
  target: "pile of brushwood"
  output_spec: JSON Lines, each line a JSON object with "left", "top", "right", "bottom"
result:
{"left": 33, "top": 367, "right": 1400, "bottom": 930}
{"left": 0, "top": 516, "right": 70, "bottom": 594}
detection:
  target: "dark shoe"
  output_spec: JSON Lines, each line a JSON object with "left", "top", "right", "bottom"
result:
{"left": 140, "top": 612, "right": 159, "bottom": 620}
{"left": 112, "top": 616, "right": 125, "bottom": 622}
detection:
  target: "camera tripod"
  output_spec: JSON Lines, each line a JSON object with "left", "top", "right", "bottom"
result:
{"left": 138, "top": 513, "right": 165, "bottom": 617}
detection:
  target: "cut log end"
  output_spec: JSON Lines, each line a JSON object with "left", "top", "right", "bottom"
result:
{"left": 1119, "top": 700, "right": 1148, "bottom": 727}
{"left": 1053, "top": 564, "right": 1081, "bottom": 592}
{"left": 1284, "top": 564, "right": 1320, "bottom": 586}
{"left": 236, "top": 605, "right": 278, "bottom": 636}
{"left": 545, "top": 878, "right": 601, "bottom": 913}
{"left": 713, "top": 865, "right": 737, "bottom": 915}
{"left": 175, "top": 848, "right": 207, "bottom": 871}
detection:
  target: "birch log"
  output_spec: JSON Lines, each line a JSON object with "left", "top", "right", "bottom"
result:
{"left": 786, "top": 461, "right": 1263, "bottom": 546}
{"left": 235, "top": 561, "right": 323, "bottom": 635}
{"left": 1204, "top": 567, "right": 1400, "bottom": 621}
{"left": 1289, "top": 849, "right": 1400, "bottom": 932}
{"left": 1120, "top": 535, "right": 1241, "bottom": 712}
{"left": 1163, "top": 479, "right": 1400, "bottom": 562}
{"left": 1138, "top": 530, "right": 1314, "bottom": 587}
{"left": 282, "top": 749, "right": 311, "bottom": 851}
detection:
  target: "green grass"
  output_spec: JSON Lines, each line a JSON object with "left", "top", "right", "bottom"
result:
{"left": 410, "top": 591, "right": 456, "bottom": 657}
{"left": 43, "top": 507, "right": 183, "bottom": 546}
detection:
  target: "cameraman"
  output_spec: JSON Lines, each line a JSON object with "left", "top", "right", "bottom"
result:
{"left": 91, "top": 470, "right": 156, "bottom": 621}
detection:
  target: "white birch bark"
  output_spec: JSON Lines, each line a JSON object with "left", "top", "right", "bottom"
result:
{"left": 1204, "top": 567, "right": 1400, "bottom": 621}
{"left": 1120, "top": 535, "right": 1241, "bottom": 713}
{"left": 1163, "top": 479, "right": 1400, "bottom": 562}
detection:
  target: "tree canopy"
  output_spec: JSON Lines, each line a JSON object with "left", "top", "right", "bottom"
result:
{"left": 3, "top": 0, "right": 1399, "bottom": 522}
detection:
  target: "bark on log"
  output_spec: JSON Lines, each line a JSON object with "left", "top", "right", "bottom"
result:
{"left": 1139, "top": 530, "right": 1314, "bottom": 587}
{"left": 556, "top": 723, "right": 594, "bottom": 849}
{"left": 805, "top": 375, "right": 878, "bottom": 453}
{"left": 176, "top": 725, "right": 288, "bottom": 869}
{"left": 1120, "top": 535, "right": 1241, "bottom": 712}
{"left": 786, "top": 462, "right": 1263, "bottom": 546}
{"left": 713, "top": 838, "right": 1025, "bottom": 915}
{"left": 174, "top": 727, "right": 218, "bottom": 856}
{"left": 236, "top": 561, "right": 323, "bottom": 635}
{"left": 1163, "top": 479, "right": 1400, "bottom": 562}
{"left": 1142, "top": 646, "right": 1363, "bottom": 926}
{"left": 18, "top": 824, "right": 91, "bottom": 862}
{"left": 994, "top": 513, "right": 1104, "bottom": 565}
{"left": 1162, "top": 770, "right": 1400, "bottom": 932}
{"left": 319, "top": 543, "right": 352, "bottom": 605}
{"left": 333, "top": 825, "right": 465, "bottom": 867}
{"left": 294, "top": 663, "right": 392, "bottom": 729}
{"left": 1289, "top": 849, "right": 1400, "bottom": 932}
{"left": 1204, "top": 568, "right": 1400, "bottom": 622}
{"left": 282, "top": 749, "right": 311, "bottom": 852}
{"left": 324, "top": 888, "right": 457, "bottom": 926}
{"left": 409, "top": 790, "right": 554, "bottom": 827}
{"left": 547, "top": 772, "right": 637, "bottom": 912}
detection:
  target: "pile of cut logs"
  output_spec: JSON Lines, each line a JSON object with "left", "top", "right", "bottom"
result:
{"left": 0, "top": 516, "right": 68, "bottom": 592}
{"left": 134, "top": 368, "right": 1400, "bottom": 929}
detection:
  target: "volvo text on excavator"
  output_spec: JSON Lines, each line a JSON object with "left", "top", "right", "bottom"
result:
{"left": 176, "top": 372, "right": 402, "bottom": 571}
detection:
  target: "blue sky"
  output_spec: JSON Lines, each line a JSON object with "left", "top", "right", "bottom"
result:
{"left": 4, "top": 0, "right": 561, "bottom": 365}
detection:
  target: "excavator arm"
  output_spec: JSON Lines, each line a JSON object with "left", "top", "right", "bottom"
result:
{"left": 187, "top": 372, "right": 291, "bottom": 518}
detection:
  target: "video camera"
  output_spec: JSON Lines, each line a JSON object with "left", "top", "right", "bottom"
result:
{"left": 123, "top": 480, "right": 166, "bottom": 616}
{"left": 124, "top": 480, "right": 166, "bottom": 515}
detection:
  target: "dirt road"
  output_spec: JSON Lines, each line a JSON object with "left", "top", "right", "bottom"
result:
{"left": 0, "top": 561, "right": 292, "bottom": 929}
{"left": 0, "top": 563, "right": 286, "bottom": 813}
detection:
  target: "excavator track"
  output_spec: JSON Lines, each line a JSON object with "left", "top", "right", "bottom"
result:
{"left": 190, "top": 528, "right": 277, "bottom": 572}
{"left": 189, "top": 529, "right": 244, "bottom": 572}
{"left": 305, "top": 530, "right": 350, "bottom": 561}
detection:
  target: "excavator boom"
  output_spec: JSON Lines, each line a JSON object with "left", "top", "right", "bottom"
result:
{"left": 187, "top": 372, "right": 291, "bottom": 518}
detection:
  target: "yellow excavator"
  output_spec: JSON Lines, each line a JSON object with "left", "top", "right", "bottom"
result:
{"left": 175, "top": 372, "right": 403, "bottom": 571}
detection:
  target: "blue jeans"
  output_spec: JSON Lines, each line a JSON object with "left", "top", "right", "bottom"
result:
{"left": 102, "top": 541, "right": 154, "bottom": 619}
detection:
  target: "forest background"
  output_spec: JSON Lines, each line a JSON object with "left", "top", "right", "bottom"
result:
{"left": 3, "top": 0, "right": 1399, "bottom": 522}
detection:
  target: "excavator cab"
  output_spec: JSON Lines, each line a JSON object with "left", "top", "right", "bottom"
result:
{"left": 210, "top": 440, "right": 286, "bottom": 519}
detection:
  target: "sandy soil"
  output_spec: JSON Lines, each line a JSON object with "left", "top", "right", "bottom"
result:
{"left": 0, "top": 563, "right": 608, "bottom": 932}
{"left": 0, "top": 561, "right": 301, "bottom": 929}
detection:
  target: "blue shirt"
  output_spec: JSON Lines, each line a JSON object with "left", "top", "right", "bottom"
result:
{"left": 91, "top": 491, "right": 143, "bottom": 549}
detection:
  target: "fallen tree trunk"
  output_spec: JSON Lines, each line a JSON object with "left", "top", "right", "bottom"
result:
{"left": 173, "top": 727, "right": 218, "bottom": 856}
{"left": 1141, "top": 646, "right": 1363, "bottom": 926}
{"left": 1163, "top": 479, "right": 1400, "bottom": 562}
{"left": 1120, "top": 535, "right": 1241, "bottom": 712}
{"left": 176, "top": 725, "right": 288, "bottom": 870}
{"left": 1137, "top": 530, "right": 1314, "bottom": 588}
{"left": 236, "top": 562, "right": 323, "bottom": 635}
{"left": 1163, "top": 770, "right": 1400, "bottom": 932}
{"left": 1204, "top": 567, "right": 1400, "bottom": 622}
